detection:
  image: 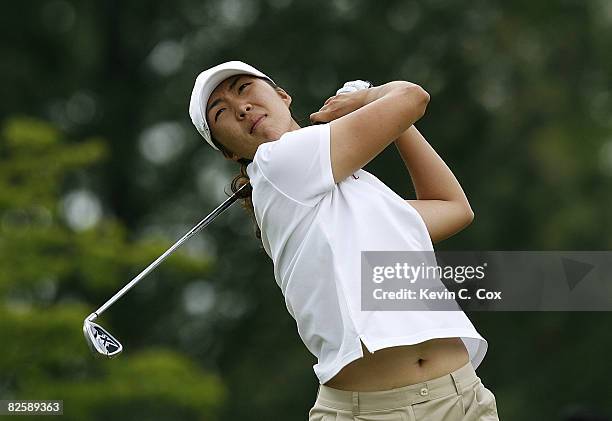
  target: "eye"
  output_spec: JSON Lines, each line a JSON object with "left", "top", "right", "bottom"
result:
{"left": 238, "top": 83, "right": 250, "bottom": 93}
{"left": 214, "top": 108, "right": 225, "bottom": 122}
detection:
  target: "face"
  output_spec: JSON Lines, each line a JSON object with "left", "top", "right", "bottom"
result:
{"left": 206, "top": 74, "right": 300, "bottom": 161}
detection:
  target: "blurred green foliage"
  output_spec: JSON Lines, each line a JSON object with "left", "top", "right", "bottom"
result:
{"left": 0, "top": 118, "right": 225, "bottom": 420}
{"left": 1, "top": 0, "right": 612, "bottom": 420}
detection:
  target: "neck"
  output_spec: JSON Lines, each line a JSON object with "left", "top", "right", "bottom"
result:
{"left": 289, "top": 119, "right": 301, "bottom": 131}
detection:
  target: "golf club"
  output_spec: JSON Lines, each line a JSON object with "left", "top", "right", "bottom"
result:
{"left": 83, "top": 182, "right": 250, "bottom": 357}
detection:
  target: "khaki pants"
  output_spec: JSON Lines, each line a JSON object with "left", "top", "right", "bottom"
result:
{"left": 309, "top": 361, "right": 499, "bottom": 420}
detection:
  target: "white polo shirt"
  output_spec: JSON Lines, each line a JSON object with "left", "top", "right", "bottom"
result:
{"left": 246, "top": 123, "right": 488, "bottom": 385}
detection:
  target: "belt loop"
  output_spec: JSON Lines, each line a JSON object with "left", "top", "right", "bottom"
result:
{"left": 351, "top": 391, "right": 359, "bottom": 416}
{"left": 450, "top": 371, "right": 462, "bottom": 395}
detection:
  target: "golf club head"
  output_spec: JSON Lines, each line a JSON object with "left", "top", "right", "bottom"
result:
{"left": 83, "top": 316, "right": 123, "bottom": 358}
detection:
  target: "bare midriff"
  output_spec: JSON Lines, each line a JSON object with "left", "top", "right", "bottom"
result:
{"left": 324, "top": 337, "right": 470, "bottom": 392}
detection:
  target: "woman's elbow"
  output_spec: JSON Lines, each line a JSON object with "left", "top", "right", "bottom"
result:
{"left": 403, "top": 84, "right": 430, "bottom": 118}
{"left": 464, "top": 207, "right": 475, "bottom": 225}
{"left": 456, "top": 202, "right": 475, "bottom": 227}
{"left": 418, "top": 85, "right": 431, "bottom": 105}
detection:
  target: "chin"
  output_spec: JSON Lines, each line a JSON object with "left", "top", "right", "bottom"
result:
{"left": 265, "top": 127, "right": 288, "bottom": 141}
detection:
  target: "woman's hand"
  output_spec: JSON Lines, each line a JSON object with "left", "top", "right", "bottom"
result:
{"left": 309, "top": 89, "right": 370, "bottom": 124}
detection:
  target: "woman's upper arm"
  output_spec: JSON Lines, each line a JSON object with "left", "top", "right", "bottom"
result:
{"left": 406, "top": 199, "right": 474, "bottom": 244}
{"left": 328, "top": 84, "right": 430, "bottom": 184}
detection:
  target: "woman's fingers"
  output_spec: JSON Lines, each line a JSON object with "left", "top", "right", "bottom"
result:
{"left": 323, "top": 96, "right": 336, "bottom": 106}
{"left": 310, "top": 109, "right": 329, "bottom": 123}
{"left": 310, "top": 102, "right": 332, "bottom": 122}
{"left": 311, "top": 84, "right": 369, "bottom": 123}
{"left": 311, "top": 97, "right": 351, "bottom": 122}
{"left": 312, "top": 91, "right": 362, "bottom": 122}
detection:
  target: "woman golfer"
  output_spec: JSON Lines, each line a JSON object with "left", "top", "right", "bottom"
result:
{"left": 189, "top": 61, "right": 499, "bottom": 420}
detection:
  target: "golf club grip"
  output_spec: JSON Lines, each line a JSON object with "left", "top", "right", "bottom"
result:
{"left": 91, "top": 182, "right": 250, "bottom": 320}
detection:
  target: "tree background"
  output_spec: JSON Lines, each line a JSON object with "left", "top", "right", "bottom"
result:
{"left": 1, "top": 0, "right": 611, "bottom": 419}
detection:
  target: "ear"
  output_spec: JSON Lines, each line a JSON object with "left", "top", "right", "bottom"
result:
{"left": 219, "top": 147, "right": 241, "bottom": 162}
{"left": 275, "top": 88, "right": 293, "bottom": 108}
{"left": 226, "top": 153, "right": 241, "bottom": 162}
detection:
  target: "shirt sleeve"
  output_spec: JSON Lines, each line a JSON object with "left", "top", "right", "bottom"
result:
{"left": 254, "top": 123, "right": 336, "bottom": 207}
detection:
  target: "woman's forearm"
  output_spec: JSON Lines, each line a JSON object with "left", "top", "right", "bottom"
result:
{"left": 394, "top": 125, "right": 472, "bottom": 208}
{"left": 363, "top": 81, "right": 421, "bottom": 105}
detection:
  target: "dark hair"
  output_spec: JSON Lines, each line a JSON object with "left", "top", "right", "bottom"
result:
{"left": 209, "top": 76, "right": 309, "bottom": 242}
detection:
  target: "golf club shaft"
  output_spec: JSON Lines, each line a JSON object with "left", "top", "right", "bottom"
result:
{"left": 89, "top": 183, "right": 250, "bottom": 321}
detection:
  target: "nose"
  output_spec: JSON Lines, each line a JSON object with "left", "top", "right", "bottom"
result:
{"left": 237, "top": 103, "right": 252, "bottom": 119}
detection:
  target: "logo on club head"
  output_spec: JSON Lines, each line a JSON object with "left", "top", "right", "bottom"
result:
{"left": 93, "top": 326, "right": 120, "bottom": 353}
